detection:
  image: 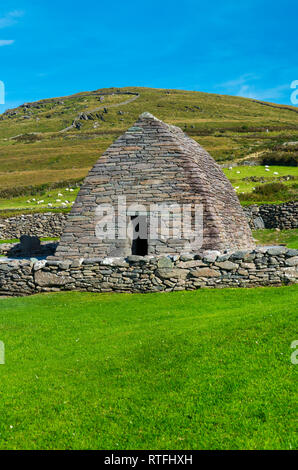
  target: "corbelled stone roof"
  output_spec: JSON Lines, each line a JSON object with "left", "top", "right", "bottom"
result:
{"left": 54, "top": 113, "right": 255, "bottom": 259}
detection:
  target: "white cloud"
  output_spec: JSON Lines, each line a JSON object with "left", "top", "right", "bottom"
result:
{"left": 217, "top": 73, "right": 289, "bottom": 102}
{"left": 237, "top": 84, "right": 289, "bottom": 101}
{"left": 8, "top": 10, "right": 24, "bottom": 18}
{"left": 218, "top": 73, "right": 259, "bottom": 89}
{"left": 0, "top": 10, "right": 24, "bottom": 29}
{"left": 0, "top": 40, "right": 14, "bottom": 46}
{"left": 236, "top": 85, "right": 257, "bottom": 99}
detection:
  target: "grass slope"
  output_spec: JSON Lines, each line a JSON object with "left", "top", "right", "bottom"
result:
{"left": 253, "top": 229, "right": 298, "bottom": 248}
{"left": 224, "top": 165, "right": 298, "bottom": 204}
{"left": 0, "top": 87, "right": 297, "bottom": 199}
{"left": 0, "top": 286, "right": 297, "bottom": 450}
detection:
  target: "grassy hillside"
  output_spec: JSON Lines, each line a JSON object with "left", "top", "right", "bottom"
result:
{"left": 0, "top": 87, "right": 297, "bottom": 199}
{"left": 0, "top": 286, "right": 297, "bottom": 450}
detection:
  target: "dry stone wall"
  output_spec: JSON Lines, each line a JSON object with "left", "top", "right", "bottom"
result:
{"left": 0, "top": 247, "right": 297, "bottom": 297}
{"left": 0, "top": 212, "right": 67, "bottom": 239}
{"left": 243, "top": 201, "right": 298, "bottom": 230}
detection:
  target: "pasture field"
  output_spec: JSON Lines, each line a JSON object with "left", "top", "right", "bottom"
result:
{"left": 0, "top": 187, "right": 79, "bottom": 211}
{"left": 252, "top": 229, "right": 298, "bottom": 249}
{"left": 0, "top": 286, "right": 297, "bottom": 450}
{"left": 223, "top": 165, "right": 297, "bottom": 204}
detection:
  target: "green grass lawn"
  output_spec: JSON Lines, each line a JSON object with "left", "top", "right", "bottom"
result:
{"left": 0, "top": 237, "right": 59, "bottom": 245}
{"left": 0, "top": 286, "right": 297, "bottom": 450}
{"left": 252, "top": 229, "right": 298, "bottom": 249}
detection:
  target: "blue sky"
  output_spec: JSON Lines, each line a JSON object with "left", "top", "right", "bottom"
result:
{"left": 0, "top": 0, "right": 297, "bottom": 113}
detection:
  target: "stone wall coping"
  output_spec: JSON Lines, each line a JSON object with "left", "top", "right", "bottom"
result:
{"left": 56, "top": 247, "right": 297, "bottom": 265}
{"left": 1, "top": 246, "right": 298, "bottom": 270}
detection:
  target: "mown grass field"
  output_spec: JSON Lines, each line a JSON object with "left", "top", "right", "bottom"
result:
{"left": 252, "top": 229, "right": 298, "bottom": 249}
{"left": 0, "top": 87, "right": 297, "bottom": 203}
{"left": 0, "top": 286, "right": 297, "bottom": 450}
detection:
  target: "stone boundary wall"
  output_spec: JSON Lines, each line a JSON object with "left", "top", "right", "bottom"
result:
{"left": 0, "top": 212, "right": 68, "bottom": 239}
{"left": 243, "top": 201, "right": 298, "bottom": 229}
{"left": 0, "top": 247, "right": 297, "bottom": 297}
{"left": 220, "top": 161, "right": 259, "bottom": 168}
{"left": 0, "top": 202, "right": 297, "bottom": 241}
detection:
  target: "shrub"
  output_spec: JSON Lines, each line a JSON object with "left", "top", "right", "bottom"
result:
{"left": 254, "top": 182, "right": 285, "bottom": 195}
{"left": 261, "top": 152, "right": 297, "bottom": 167}
{"left": 238, "top": 182, "right": 297, "bottom": 203}
{"left": 11, "top": 133, "right": 42, "bottom": 143}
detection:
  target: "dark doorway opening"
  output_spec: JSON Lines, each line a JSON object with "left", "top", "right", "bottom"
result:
{"left": 131, "top": 215, "right": 148, "bottom": 256}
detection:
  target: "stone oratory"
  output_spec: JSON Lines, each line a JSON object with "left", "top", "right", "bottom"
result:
{"left": 54, "top": 113, "right": 255, "bottom": 259}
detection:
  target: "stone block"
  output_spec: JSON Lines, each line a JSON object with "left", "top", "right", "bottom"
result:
{"left": 267, "top": 246, "right": 287, "bottom": 256}
{"left": 34, "top": 270, "right": 70, "bottom": 287}
{"left": 157, "top": 257, "right": 173, "bottom": 268}
{"left": 177, "top": 260, "right": 206, "bottom": 268}
{"left": 215, "top": 261, "right": 238, "bottom": 271}
{"left": 191, "top": 268, "right": 221, "bottom": 278}
{"left": 286, "top": 249, "right": 298, "bottom": 258}
{"left": 285, "top": 256, "right": 298, "bottom": 266}
{"left": 156, "top": 268, "right": 188, "bottom": 280}
{"left": 33, "top": 260, "right": 47, "bottom": 271}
